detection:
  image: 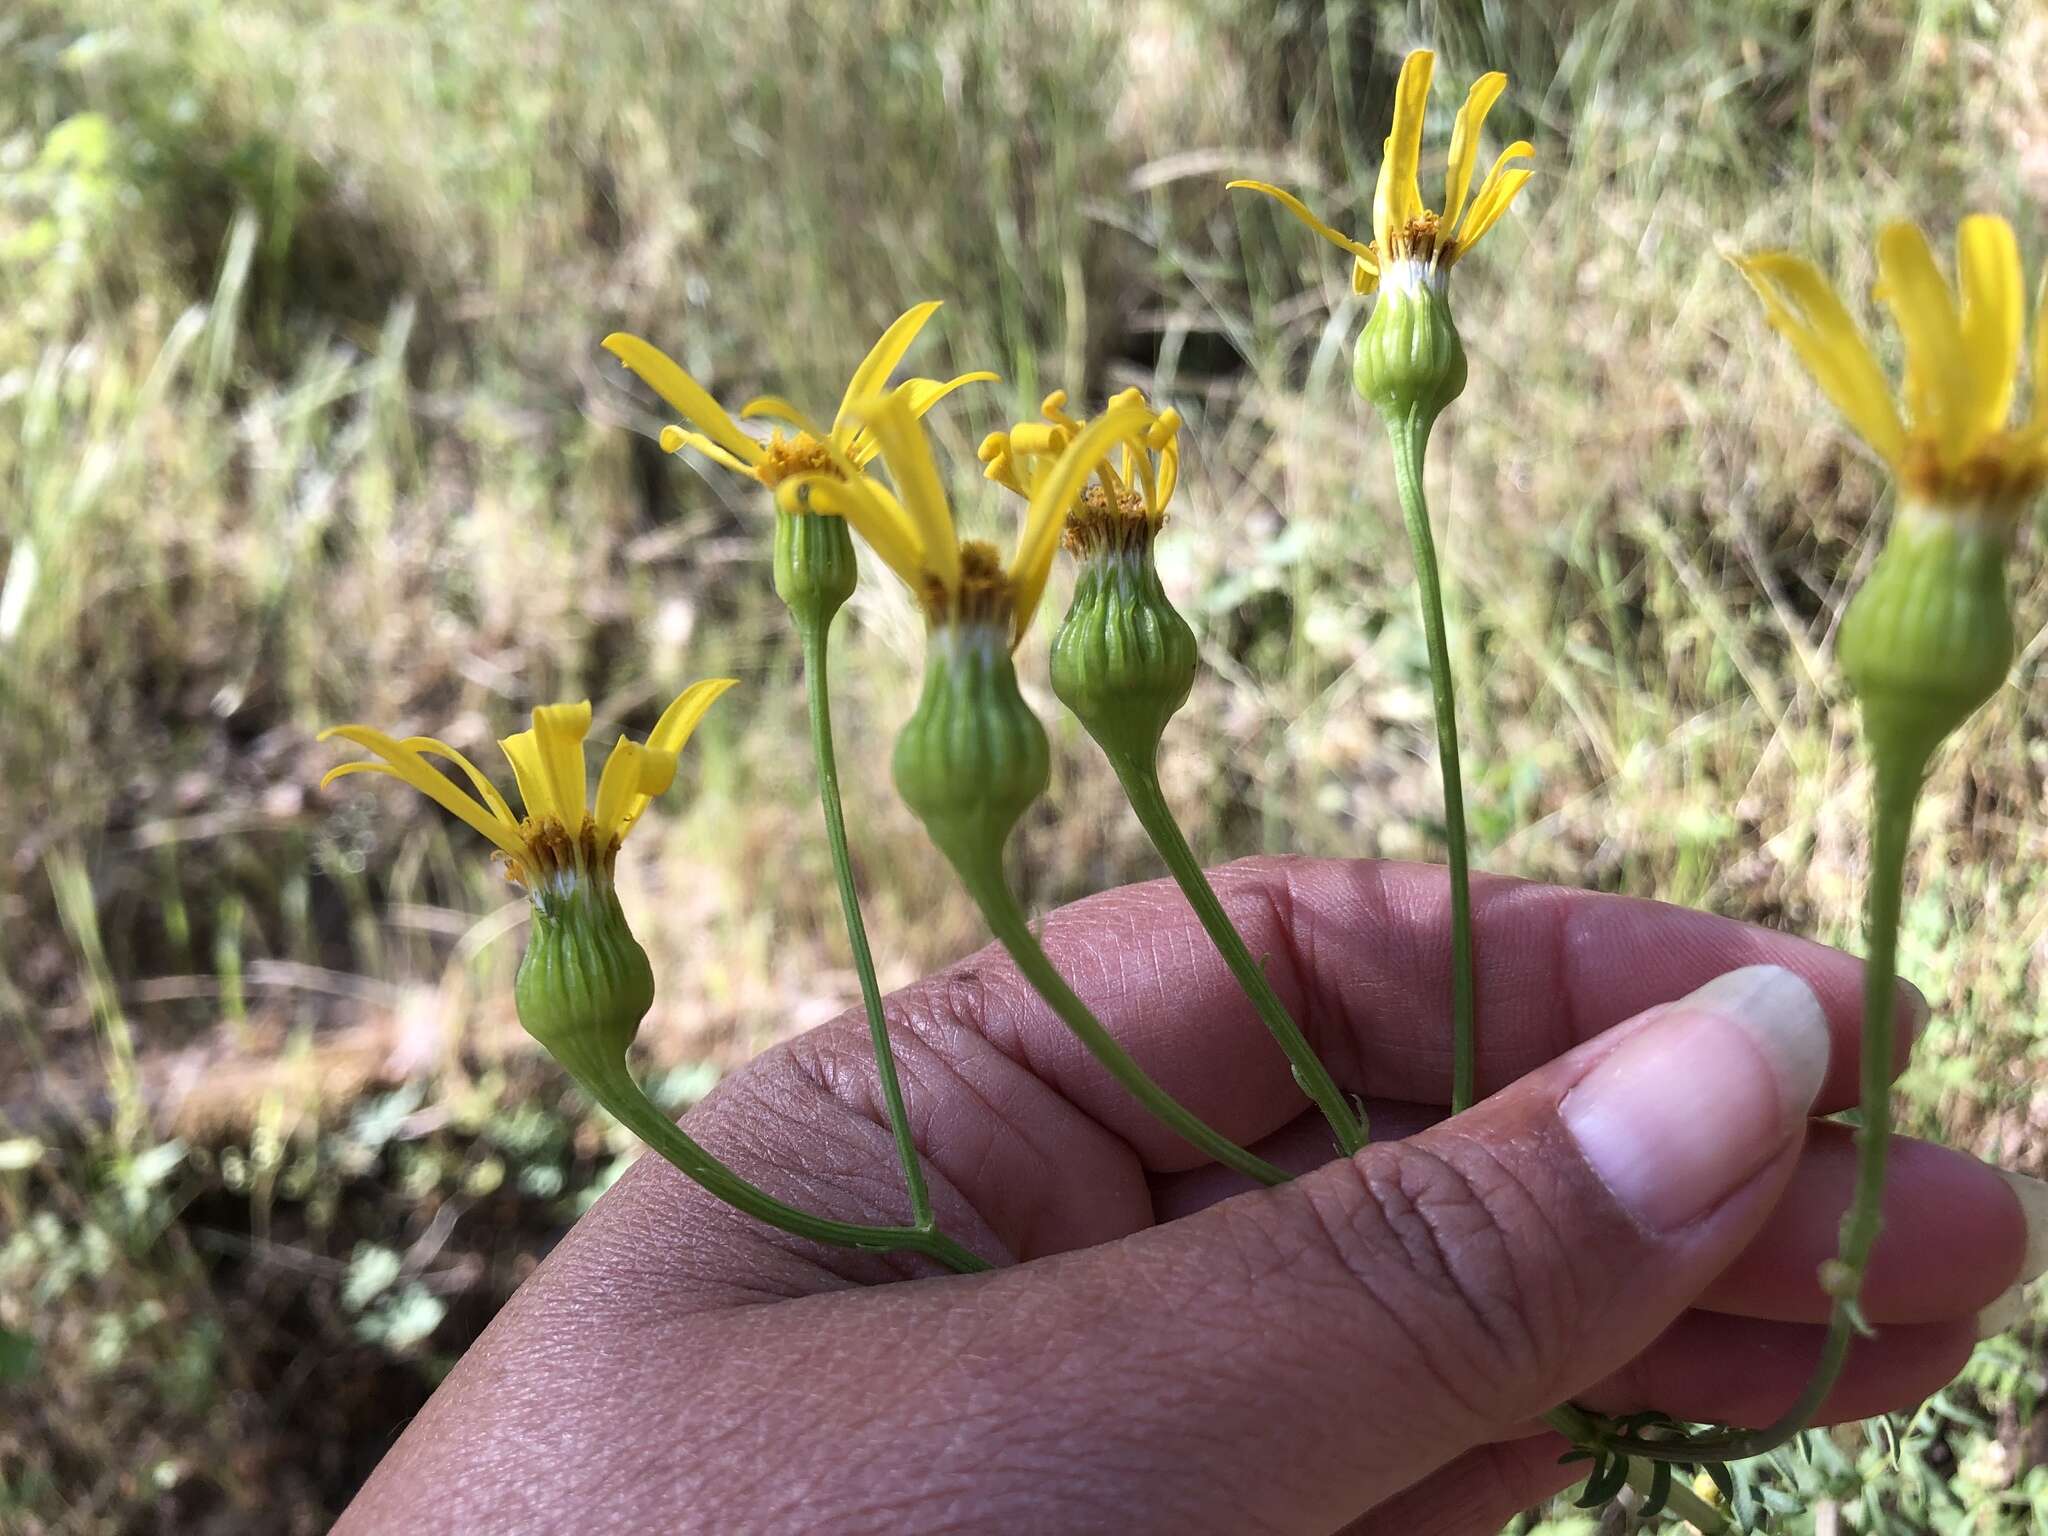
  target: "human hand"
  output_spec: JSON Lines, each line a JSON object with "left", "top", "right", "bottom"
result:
{"left": 338, "top": 859, "right": 2045, "bottom": 1535}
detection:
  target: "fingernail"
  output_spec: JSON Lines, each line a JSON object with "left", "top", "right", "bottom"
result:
{"left": 1977, "top": 1284, "right": 2031, "bottom": 1341}
{"left": 1562, "top": 966, "right": 1830, "bottom": 1233}
{"left": 1898, "top": 978, "right": 1931, "bottom": 1045}
{"left": 1997, "top": 1168, "right": 2048, "bottom": 1285}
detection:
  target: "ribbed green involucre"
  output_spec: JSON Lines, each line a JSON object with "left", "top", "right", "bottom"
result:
{"left": 514, "top": 882, "right": 655, "bottom": 1084}
{"left": 1050, "top": 545, "right": 1197, "bottom": 766}
{"left": 773, "top": 506, "right": 860, "bottom": 628}
{"left": 892, "top": 624, "right": 1051, "bottom": 867}
{"left": 1838, "top": 506, "right": 2015, "bottom": 767}
{"left": 1353, "top": 276, "right": 1467, "bottom": 427}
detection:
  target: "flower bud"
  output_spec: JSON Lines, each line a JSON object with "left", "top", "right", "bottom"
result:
{"left": 1051, "top": 523, "right": 1197, "bottom": 769}
{"left": 1353, "top": 266, "right": 1468, "bottom": 428}
{"left": 773, "top": 503, "right": 859, "bottom": 627}
{"left": 892, "top": 622, "right": 1051, "bottom": 865}
{"left": 1837, "top": 505, "right": 2014, "bottom": 767}
{"left": 514, "top": 882, "right": 655, "bottom": 1084}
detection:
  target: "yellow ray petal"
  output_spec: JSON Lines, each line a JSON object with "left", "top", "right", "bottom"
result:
{"left": 403, "top": 736, "right": 516, "bottom": 825}
{"left": 834, "top": 301, "right": 942, "bottom": 438}
{"left": 645, "top": 677, "right": 739, "bottom": 756}
{"left": 1224, "top": 180, "right": 1374, "bottom": 261}
{"left": 846, "top": 371, "right": 999, "bottom": 465}
{"left": 593, "top": 737, "right": 679, "bottom": 843}
{"left": 1875, "top": 221, "right": 1972, "bottom": 463}
{"left": 1374, "top": 51, "right": 1434, "bottom": 251}
{"left": 658, "top": 424, "right": 757, "bottom": 474}
{"left": 1010, "top": 402, "right": 1153, "bottom": 645}
{"left": 782, "top": 471, "right": 927, "bottom": 588}
{"left": 1352, "top": 255, "right": 1381, "bottom": 296}
{"left": 1441, "top": 71, "right": 1507, "bottom": 235}
{"left": 530, "top": 701, "right": 593, "bottom": 823}
{"left": 1452, "top": 142, "right": 1534, "bottom": 251}
{"left": 1955, "top": 213, "right": 2024, "bottom": 440}
{"left": 319, "top": 725, "right": 526, "bottom": 856}
{"left": 622, "top": 677, "right": 736, "bottom": 836}
{"left": 1732, "top": 250, "right": 1906, "bottom": 467}
{"left": 602, "top": 334, "right": 763, "bottom": 466}
{"left": 497, "top": 729, "right": 551, "bottom": 823}
{"left": 841, "top": 391, "right": 962, "bottom": 592}
{"left": 739, "top": 396, "right": 831, "bottom": 439}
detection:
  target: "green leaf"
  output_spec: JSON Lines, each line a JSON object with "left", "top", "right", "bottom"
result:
{"left": 0, "top": 1326, "right": 34, "bottom": 1383}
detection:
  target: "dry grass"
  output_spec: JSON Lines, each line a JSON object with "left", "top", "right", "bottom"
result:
{"left": 4, "top": 0, "right": 2048, "bottom": 1529}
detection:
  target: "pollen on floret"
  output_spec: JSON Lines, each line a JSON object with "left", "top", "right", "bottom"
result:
{"left": 503, "top": 814, "right": 622, "bottom": 895}
{"left": 1063, "top": 483, "right": 1158, "bottom": 557}
{"left": 752, "top": 432, "right": 842, "bottom": 490}
{"left": 921, "top": 539, "right": 1015, "bottom": 630}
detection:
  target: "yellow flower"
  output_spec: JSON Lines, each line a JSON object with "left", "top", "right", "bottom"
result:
{"left": 320, "top": 681, "right": 736, "bottom": 891}
{"left": 1734, "top": 217, "right": 2048, "bottom": 520}
{"left": 1229, "top": 49, "right": 1533, "bottom": 296}
{"left": 979, "top": 388, "right": 1182, "bottom": 551}
{"left": 599, "top": 303, "right": 995, "bottom": 495}
{"left": 783, "top": 391, "right": 1152, "bottom": 646}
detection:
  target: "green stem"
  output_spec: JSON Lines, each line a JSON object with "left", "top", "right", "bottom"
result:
{"left": 1106, "top": 746, "right": 1365, "bottom": 1155}
{"left": 946, "top": 842, "right": 1291, "bottom": 1188}
{"left": 1571, "top": 748, "right": 1921, "bottom": 1466}
{"left": 574, "top": 1051, "right": 989, "bottom": 1274}
{"left": 1383, "top": 407, "right": 1478, "bottom": 1114}
{"left": 799, "top": 613, "right": 935, "bottom": 1229}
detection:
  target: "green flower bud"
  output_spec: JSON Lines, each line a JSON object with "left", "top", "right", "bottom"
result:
{"left": 1837, "top": 505, "right": 2014, "bottom": 768}
{"left": 1353, "top": 268, "right": 1467, "bottom": 429}
{"left": 1051, "top": 522, "right": 1196, "bottom": 768}
{"left": 893, "top": 622, "right": 1051, "bottom": 867}
{"left": 514, "top": 881, "right": 655, "bottom": 1084}
{"left": 773, "top": 504, "right": 859, "bottom": 627}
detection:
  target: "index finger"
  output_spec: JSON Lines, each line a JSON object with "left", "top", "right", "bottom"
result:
{"left": 681, "top": 856, "right": 1917, "bottom": 1266}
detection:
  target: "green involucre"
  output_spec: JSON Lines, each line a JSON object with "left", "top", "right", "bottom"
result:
{"left": 1838, "top": 507, "right": 2014, "bottom": 766}
{"left": 773, "top": 505, "right": 860, "bottom": 627}
{"left": 892, "top": 624, "right": 1051, "bottom": 864}
{"left": 1353, "top": 276, "right": 1467, "bottom": 427}
{"left": 514, "top": 881, "right": 654, "bottom": 1082}
{"left": 1050, "top": 542, "right": 1197, "bottom": 767}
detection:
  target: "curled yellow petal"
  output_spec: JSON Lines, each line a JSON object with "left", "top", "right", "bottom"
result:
{"left": 834, "top": 301, "right": 942, "bottom": 438}
{"left": 1009, "top": 402, "right": 1153, "bottom": 645}
{"left": 601, "top": 334, "right": 762, "bottom": 466}
{"left": 1373, "top": 51, "right": 1434, "bottom": 251}
{"left": 847, "top": 371, "right": 999, "bottom": 466}
{"left": 840, "top": 390, "right": 962, "bottom": 593}
{"left": 740, "top": 396, "right": 831, "bottom": 439}
{"left": 1955, "top": 213, "right": 2023, "bottom": 440}
{"left": 1452, "top": 143, "right": 1534, "bottom": 252}
{"left": 404, "top": 736, "right": 516, "bottom": 826}
{"left": 622, "top": 678, "right": 736, "bottom": 836}
{"left": 1875, "top": 221, "right": 1971, "bottom": 463}
{"left": 645, "top": 677, "right": 739, "bottom": 757}
{"left": 1225, "top": 179, "right": 1373, "bottom": 262}
{"left": 320, "top": 725, "right": 526, "bottom": 856}
{"left": 593, "top": 737, "right": 679, "bottom": 844}
{"left": 1732, "top": 250, "right": 1906, "bottom": 467}
{"left": 1441, "top": 70, "right": 1507, "bottom": 235}
{"left": 658, "top": 424, "right": 757, "bottom": 473}
{"left": 530, "top": 701, "right": 593, "bottom": 824}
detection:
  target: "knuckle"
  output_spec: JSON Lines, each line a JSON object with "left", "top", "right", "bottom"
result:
{"left": 1304, "top": 1144, "right": 1584, "bottom": 1420}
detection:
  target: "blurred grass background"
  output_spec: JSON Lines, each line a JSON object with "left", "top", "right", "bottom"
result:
{"left": 3, "top": 0, "right": 2047, "bottom": 1529}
